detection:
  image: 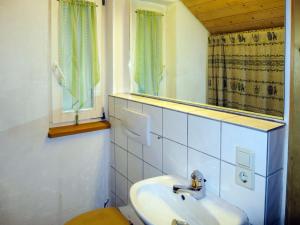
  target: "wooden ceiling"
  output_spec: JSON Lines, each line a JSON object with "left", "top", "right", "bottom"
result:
{"left": 181, "top": 0, "right": 285, "bottom": 34}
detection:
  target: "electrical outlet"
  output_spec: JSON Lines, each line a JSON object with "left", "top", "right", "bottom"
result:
{"left": 236, "top": 166, "right": 255, "bottom": 190}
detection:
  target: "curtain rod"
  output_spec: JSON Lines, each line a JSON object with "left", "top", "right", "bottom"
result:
{"left": 135, "top": 10, "right": 164, "bottom": 16}
{"left": 56, "top": 0, "right": 99, "bottom": 7}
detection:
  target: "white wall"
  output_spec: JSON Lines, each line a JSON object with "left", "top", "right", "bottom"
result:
{"left": 0, "top": 1, "right": 110, "bottom": 225}
{"left": 167, "top": 1, "right": 209, "bottom": 103}
{"left": 111, "top": 0, "right": 131, "bottom": 94}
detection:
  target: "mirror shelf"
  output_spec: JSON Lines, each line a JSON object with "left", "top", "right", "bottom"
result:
{"left": 130, "top": 92, "right": 284, "bottom": 122}
{"left": 112, "top": 93, "right": 285, "bottom": 131}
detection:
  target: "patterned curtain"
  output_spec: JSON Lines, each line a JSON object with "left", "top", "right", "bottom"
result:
{"left": 207, "top": 27, "right": 285, "bottom": 117}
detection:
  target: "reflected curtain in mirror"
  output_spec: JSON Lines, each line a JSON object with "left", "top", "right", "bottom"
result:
{"left": 58, "top": 0, "right": 100, "bottom": 111}
{"left": 134, "top": 10, "right": 163, "bottom": 96}
{"left": 207, "top": 27, "right": 285, "bottom": 117}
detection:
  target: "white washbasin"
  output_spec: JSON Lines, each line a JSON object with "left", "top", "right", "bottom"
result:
{"left": 130, "top": 175, "right": 249, "bottom": 225}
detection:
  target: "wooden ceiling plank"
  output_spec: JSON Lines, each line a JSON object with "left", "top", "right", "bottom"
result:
{"left": 193, "top": 0, "right": 262, "bottom": 14}
{"left": 209, "top": 16, "right": 285, "bottom": 34}
{"left": 181, "top": 0, "right": 284, "bottom": 34}
{"left": 195, "top": 0, "right": 284, "bottom": 21}
{"left": 181, "top": 0, "right": 216, "bottom": 8}
{"left": 203, "top": 7, "right": 284, "bottom": 29}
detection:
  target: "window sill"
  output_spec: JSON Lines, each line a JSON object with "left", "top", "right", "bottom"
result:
{"left": 48, "top": 121, "right": 111, "bottom": 138}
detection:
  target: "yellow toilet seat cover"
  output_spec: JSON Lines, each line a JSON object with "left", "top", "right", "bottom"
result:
{"left": 65, "top": 207, "right": 131, "bottom": 225}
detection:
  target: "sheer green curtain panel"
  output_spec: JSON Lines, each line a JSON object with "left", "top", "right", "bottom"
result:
{"left": 58, "top": 0, "right": 100, "bottom": 111}
{"left": 134, "top": 10, "right": 163, "bottom": 96}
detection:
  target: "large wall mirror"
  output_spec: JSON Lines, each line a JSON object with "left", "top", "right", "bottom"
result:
{"left": 129, "top": 0, "right": 285, "bottom": 118}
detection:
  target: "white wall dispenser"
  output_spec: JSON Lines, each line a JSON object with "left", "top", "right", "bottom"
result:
{"left": 121, "top": 108, "right": 151, "bottom": 146}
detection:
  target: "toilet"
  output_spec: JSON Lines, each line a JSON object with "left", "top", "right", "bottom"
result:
{"left": 64, "top": 205, "right": 144, "bottom": 225}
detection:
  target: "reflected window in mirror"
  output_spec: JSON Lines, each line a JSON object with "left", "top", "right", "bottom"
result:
{"left": 134, "top": 10, "right": 164, "bottom": 96}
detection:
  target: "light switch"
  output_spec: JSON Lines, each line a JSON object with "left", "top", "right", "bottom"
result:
{"left": 236, "top": 147, "right": 255, "bottom": 170}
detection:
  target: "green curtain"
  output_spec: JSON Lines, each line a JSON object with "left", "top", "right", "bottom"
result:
{"left": 58, "top": 0, "right": 100, "bottom": 111}
{"left": 207, "top": 27, "right": 285, "bottom": 117}
{"left": 134, "top": 10, "right": 163, "bottom": 96}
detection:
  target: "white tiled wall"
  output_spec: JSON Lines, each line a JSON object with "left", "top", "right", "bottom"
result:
{"left": 143, "top": 104, "right": 162, "bottom": 135}
{"left": 163, "top": 109, "right": 188, "bottom": 145}
{"left": 220, "top": 162, "right": 266, "bottom": 225}
{"left": 143, "top": 134, "right": 163, "bottom": 170}
{"left": 221, "top": 123, "right": 268, "bottom": 176}
{"left": 128, "top": 153, "right": 143, "bottom": 183}
{"left": 188, "top": 115, "right": 221, "bottom": 158}
{"left": 108, "top": 96, "right": 285, "bottom": 225}
{"left": 163, "top": 139, "right": 188, "bottom": 178}
{"left": 188, "top": 148, "right": 220, "bottom": 196}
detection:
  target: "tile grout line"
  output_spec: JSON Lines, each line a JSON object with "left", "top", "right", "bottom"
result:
{"left": 162, "top": 108, "right": 164, "bottom": 175}
{"left": 219, "top": 122, "right": 222, "bottom": 197}
{"left": 142, "top": 103, "right": 145, "bottom": 180}
{"left": 186, "top": 114, "right": 189, "bottom": 178}
{"left": 126, "top": 99, "right": 129, "bottom": 204}
{"left": 264, "top": 131, "right": 271, "bottom": 224}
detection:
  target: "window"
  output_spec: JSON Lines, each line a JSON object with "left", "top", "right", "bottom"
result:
{"left": 51, "top": 0, "right": 104, "bottom": 125}
{"left": 130, "top": 0, "right": 166, "bottom": 97}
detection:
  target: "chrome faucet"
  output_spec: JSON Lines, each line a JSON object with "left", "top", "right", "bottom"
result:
{"left": 173, "top": 170, "right": 206, "bottom": 200}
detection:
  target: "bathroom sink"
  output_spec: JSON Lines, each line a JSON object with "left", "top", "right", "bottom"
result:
{"left": 130, "top": 175, "right": 249, "bottom": 225}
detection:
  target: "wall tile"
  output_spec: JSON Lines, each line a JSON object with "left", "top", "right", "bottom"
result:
{"left": 109, "top": 117, "right": 115, "bottom": 142}
{"left": 188, "top": 148, "right": 220, "bottom": 196}
{"left": 110, "top": 143, "right": 115, "bottom": 168}
{"left": 143, "top": 163, "right": 163, "bottom": 179}
{"left": 114, "top": 119, "right": 127, "bottom": 150}
{"left": 116, "top": 195, "right": 127, "bottom": 207}
{"left": 128, "top": 180, "right": 134, "bottom": 191}
{"left": 116, "top": 172, "right": 128, "bottom": 204}
{"left": 163, "top": 109, "right": 187, "bottom": 145}
{"left": 109, "top": 192, "right": 116, "bottom": 207}
{"left": 115, "top": 145, "right": 127, "bottom": 177}
{"left": 266, "top": 170, "right": 283, "bottom": 224}
{"left": 221, "top": 122, "right": 268, "bottom": 176}
{"left": 115, "top": 98, "right": 127, "bottom": 119}
{"left": 267, "top": 128, "right": 285, "bottom": 175}
{"left": 142, "top": 104, "right": 163, "bottom": 135}
{"left": 220, "top": 162, "right": 265, "bottom": 225}
{"left": 143, "top": 134, "right": 163, "bottom": 170}
{"left": 128, "top": 138, "right": 143, "bottom": 159}
{"left": 110, "top": 167, "right": 116, "bottom": 194}
{"left": 163, "top": 139, "right": 188, "bottom": 178}
{"left": 127, "top": 181, "right": 134, "bottom": 202}
{"left": 128, "top": 153, "right": 143, "bottom": 183}
{"left": 128, "top": 100, "right": 143, "bottom": 112}
{"left": 108, "top": 96, "right": 115, "bottom": 117}
{"left": 188, "top": 115, "right": 221, "bottom": 158}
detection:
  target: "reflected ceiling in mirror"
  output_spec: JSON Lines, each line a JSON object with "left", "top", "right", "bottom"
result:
{"left": 130, "top": 0, "right": 285, "bottom": 118}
